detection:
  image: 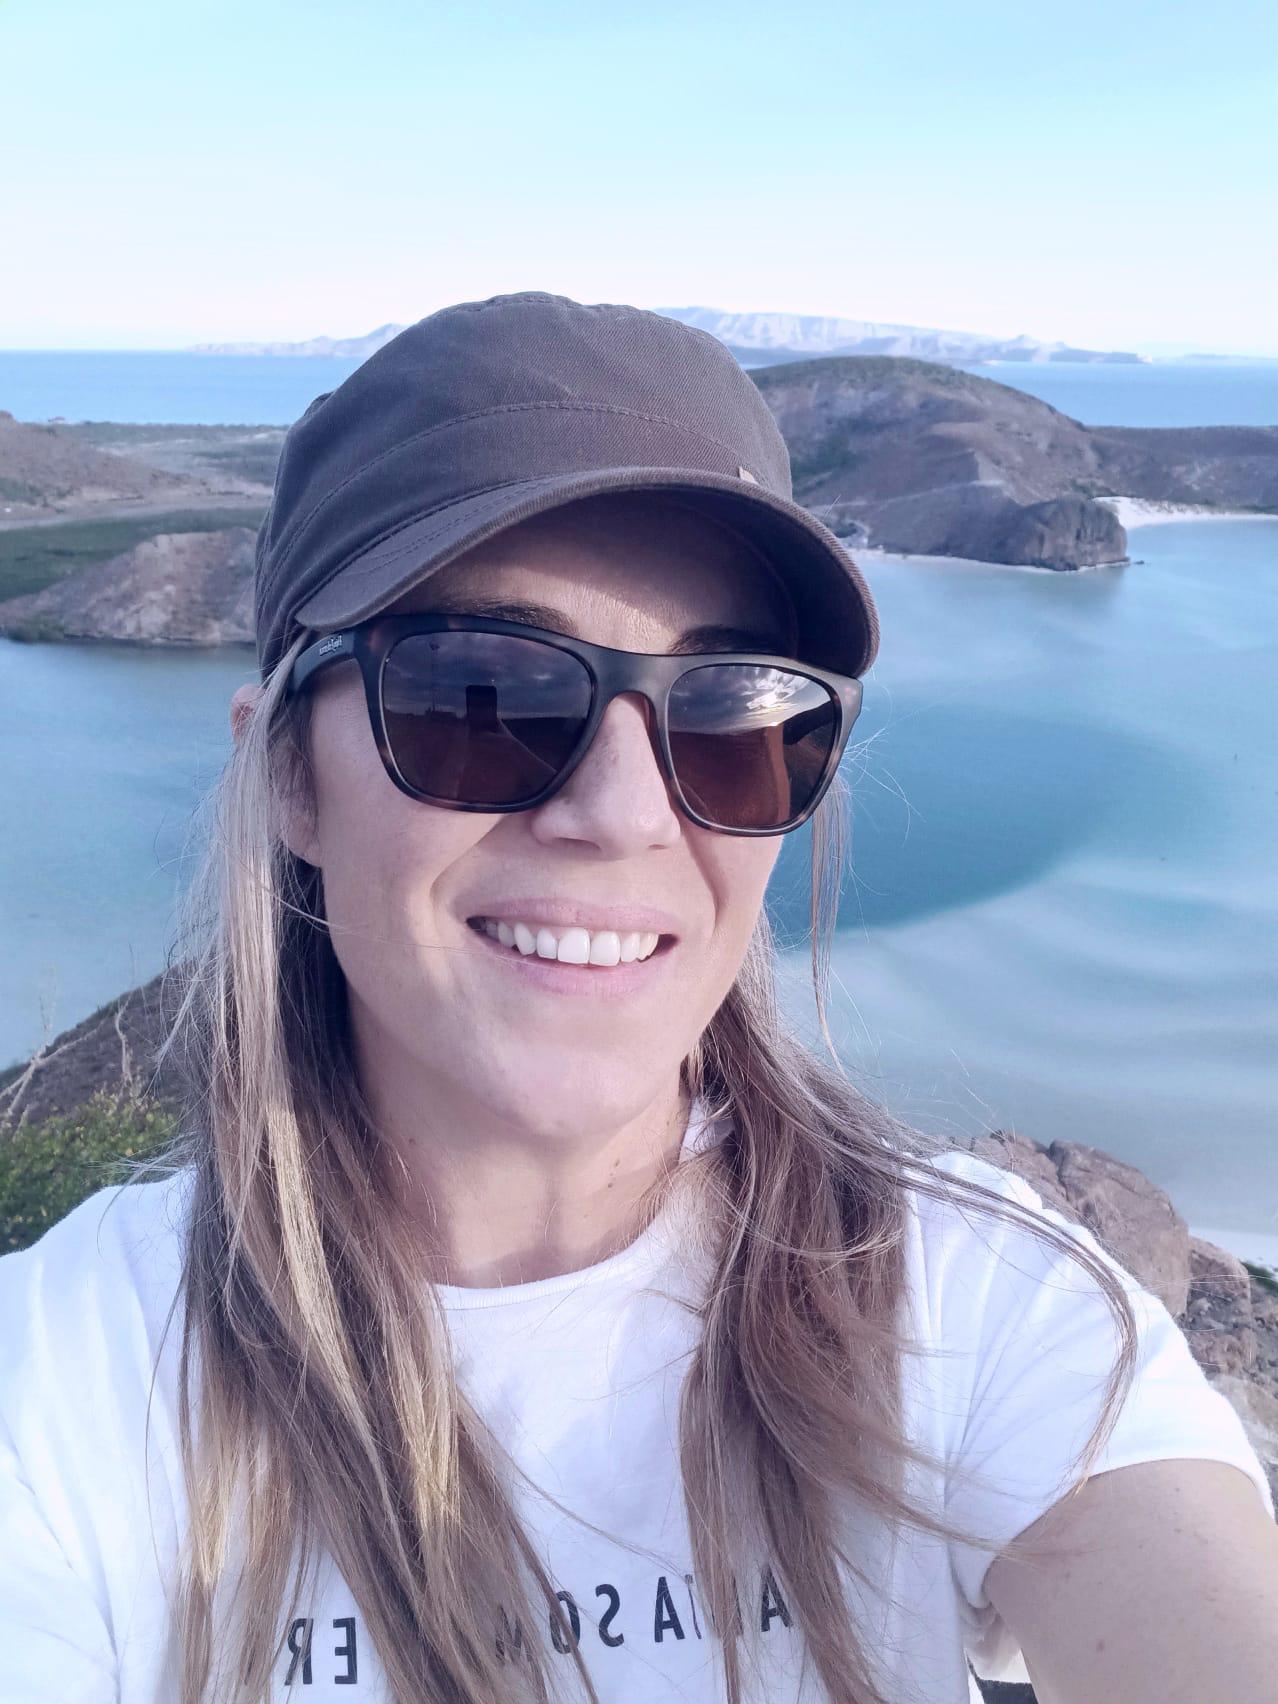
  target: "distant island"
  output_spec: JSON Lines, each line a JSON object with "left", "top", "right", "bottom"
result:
{"left": 187, "top": 305, "right": 1146, "bottom": 368}
{"left": 1, "top": 358, "right": 1276, "bottom": 645}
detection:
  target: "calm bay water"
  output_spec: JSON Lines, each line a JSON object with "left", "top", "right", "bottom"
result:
{"left": 0, "top": 355, "right": 1275, "bottom": 1235}
{"left": 955, "top": 357, "right": 1278, "bottom": 427}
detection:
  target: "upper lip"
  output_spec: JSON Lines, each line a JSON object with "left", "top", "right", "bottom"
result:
{"left": 465, "top": 899, "right": 683, "bottom": 938}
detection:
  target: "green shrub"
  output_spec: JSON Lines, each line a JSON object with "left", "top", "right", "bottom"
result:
{"left": 1244, "top": 1260, "right": 1278, "bottom": 1298}
{"left": 0, "top": 1089, "right": 180, "bottom": 1255}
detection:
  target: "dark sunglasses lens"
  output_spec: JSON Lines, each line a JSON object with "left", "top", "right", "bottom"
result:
{"left": 667, "top": 664, "right": 840, "bottom": 829}
{"left": 382, "top": 632, "right": 592, "bottom": 804}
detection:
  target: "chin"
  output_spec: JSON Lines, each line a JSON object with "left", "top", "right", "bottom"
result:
{"left": 477, "top": 1053, "right": 678, "bottom": 1141}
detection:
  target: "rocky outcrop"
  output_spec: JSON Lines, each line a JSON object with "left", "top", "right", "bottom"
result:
{"left": 753, "top": 357, "right": 1278, "bottom": 570}
{"left": 0, "top": 528, "right": 257, "bottom": 645}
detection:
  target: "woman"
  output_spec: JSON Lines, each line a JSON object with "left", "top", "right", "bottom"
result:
{"left": 1, "top": 292, "right": 1274, "bottom": 1704}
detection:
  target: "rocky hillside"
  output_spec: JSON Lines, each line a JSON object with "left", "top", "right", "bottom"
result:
{"left": 755, "top": 357, "right": 1278, "bottom": 568}
{"left": 0, "top": 527, "right": 257, "bottom": 644}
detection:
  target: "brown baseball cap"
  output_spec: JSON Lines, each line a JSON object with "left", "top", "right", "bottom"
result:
{"left": 253, "top": 290, "right": 880, "bottom": 686}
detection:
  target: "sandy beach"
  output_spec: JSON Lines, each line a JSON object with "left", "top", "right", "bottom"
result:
{"left": 1099, "top": 495, "right": 1278, "bottom": 528}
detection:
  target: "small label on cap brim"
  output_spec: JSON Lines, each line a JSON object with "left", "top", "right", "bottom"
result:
{"left": 737, "top": 465, "right": 758, "bottom": 483}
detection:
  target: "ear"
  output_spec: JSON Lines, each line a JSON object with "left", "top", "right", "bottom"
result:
{"left": 229, "top": 681, "right": 320, "bottom": 866}
{"left": 229, "top": 681, "right": 261, "bottom": 748}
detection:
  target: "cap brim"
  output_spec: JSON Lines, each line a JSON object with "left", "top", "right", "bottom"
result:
{"left": 292, "top": 464, "right": 879, "bottom": 676}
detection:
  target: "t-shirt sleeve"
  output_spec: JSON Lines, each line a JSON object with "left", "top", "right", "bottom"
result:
{"left": 926, "top": 1152, "right": 1274, "bottom": 1681}
{"left": 0, "top": 1406, "right": 119, "bottom": 1702}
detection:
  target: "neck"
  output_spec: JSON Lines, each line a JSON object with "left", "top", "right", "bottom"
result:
{"left": 356, "top": 1038, "right": 693, "bottom": 1288}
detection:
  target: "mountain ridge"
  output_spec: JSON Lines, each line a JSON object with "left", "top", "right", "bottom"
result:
{"left": 186, "top": 305, "right": 1145, "bottom": 366}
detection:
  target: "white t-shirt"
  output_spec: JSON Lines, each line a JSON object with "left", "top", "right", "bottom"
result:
{"left": 0, "top": 1100, "right": 1270, "bottom": 1704}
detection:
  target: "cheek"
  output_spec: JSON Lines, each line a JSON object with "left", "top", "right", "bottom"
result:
{"left": 307, "top": 701, "right": 479, "bottom": 944}
{"left": 705, "top": 837, "right": 780, "bottom": 951}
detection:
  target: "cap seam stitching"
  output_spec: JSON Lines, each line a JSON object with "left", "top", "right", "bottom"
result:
{"left": 261, "top": 400, "right": 763, "bottom": 604}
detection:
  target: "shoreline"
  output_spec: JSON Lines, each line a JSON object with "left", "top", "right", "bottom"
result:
{"left": 853, "top": 544, "right": 1122, "bottom": 576}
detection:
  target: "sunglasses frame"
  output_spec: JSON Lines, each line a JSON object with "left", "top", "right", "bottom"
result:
{"left": 285, "top": 613, "right": 864, "bottom": 837}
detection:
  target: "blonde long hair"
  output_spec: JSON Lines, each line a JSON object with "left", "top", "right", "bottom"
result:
{"left": 136, "top": 613, "right": 1139, "bottom": 1704}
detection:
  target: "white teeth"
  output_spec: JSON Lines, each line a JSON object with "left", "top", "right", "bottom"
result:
{"left": 476, "top": 918, "right": 665, "bottom": 966}
{"left": 588, "top": 930, "right": 621, "bottom": 966}
{"left": 556, "top": 926, "right": 591, "bottom": 964}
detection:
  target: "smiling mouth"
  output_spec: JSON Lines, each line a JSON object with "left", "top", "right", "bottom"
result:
{"left": 465, "top": 916, "right": 674, "bottom": 967}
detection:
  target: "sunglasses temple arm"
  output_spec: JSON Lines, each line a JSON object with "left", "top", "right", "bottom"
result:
{"left": 289, "top": 630, "right": 357, "bottom": 695}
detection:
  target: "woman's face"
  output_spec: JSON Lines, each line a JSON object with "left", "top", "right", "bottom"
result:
{"left": 263, "top": 494, "right": 798, "bottom": 1142}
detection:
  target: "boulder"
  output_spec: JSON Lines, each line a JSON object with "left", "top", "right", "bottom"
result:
{"left": 1047, "top": 1140, "right": 1191, "bottom": 1317}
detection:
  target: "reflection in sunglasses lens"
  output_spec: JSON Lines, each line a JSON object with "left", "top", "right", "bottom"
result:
{"left": 384, "top": 632, "right": 593, "bottom": 803}
{"left": 667, "top": 664, "right": 838, "bottom": 829}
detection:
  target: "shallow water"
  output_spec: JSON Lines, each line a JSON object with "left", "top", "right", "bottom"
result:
{"left": 773, "top": 522, "right": 1278, "bottom": 1233}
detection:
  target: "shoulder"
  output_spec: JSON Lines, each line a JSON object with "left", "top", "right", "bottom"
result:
{"left": 0, "top": 1169, "right": 195, "bottom": 1427}
{"left": 890, "top": 1141, "right": 1168, "bottom": 1449}
{"left": 897, "top": 1143, "right": 1094, "bottom": 1309}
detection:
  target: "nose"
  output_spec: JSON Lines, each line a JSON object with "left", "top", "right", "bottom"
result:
{"left": 527, "top": 692, "right": 683, "bottom": 856}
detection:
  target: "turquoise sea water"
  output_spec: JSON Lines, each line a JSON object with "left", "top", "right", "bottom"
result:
{"left": 771, "top": 521, "right": 1278, "bottom": 1232}
{"left": 0, "top": 357, "right": 1274, "bottom": 1237}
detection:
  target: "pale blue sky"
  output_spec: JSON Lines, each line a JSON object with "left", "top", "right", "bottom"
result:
{"left": 4, "top": 0, "right": 1276, "bottom": 352}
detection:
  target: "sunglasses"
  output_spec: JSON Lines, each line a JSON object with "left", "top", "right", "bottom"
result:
{"left": 285, "top": 614, "right": 864, "bottom": 836}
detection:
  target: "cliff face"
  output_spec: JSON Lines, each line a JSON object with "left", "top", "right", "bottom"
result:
{"left": 0, "top": 528, "right": 257, "bottom": 645}
{"left": 753, "top": 357, "right": 1278, "bottom": 569}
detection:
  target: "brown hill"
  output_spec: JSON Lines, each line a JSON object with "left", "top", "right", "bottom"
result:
{"left": 0, "top": 409, "right": 213, "bottom": 517}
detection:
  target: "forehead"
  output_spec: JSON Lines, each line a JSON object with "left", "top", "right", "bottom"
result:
{"left": 382, "top": 493, "right": 798, "bottom": 646}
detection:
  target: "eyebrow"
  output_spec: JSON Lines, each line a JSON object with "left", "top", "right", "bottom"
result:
{"left": 423, "top": 595, "right": 791, "bottom": 656}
